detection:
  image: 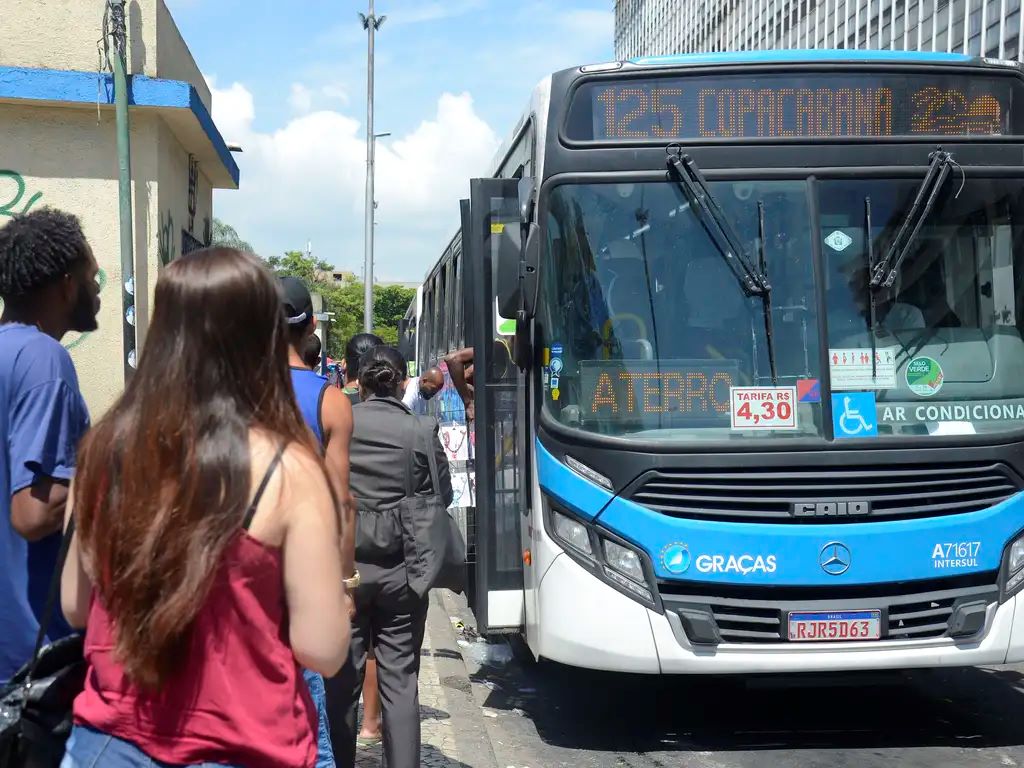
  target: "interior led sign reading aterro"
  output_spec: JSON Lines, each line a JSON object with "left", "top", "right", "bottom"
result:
{"left": 579, "top": 360, "right": 738, "bottom": 427}
{"left": 566, "top": 72, "right": 1018, "bottom": 141}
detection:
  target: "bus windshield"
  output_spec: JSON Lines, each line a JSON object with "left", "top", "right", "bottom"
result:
{"left": 541, "top": 177, "right": 1024, "bottom": 441}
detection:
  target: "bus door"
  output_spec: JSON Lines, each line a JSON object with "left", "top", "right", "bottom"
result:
{"left": 461, "top": 178, "right": 528, "bottom": 634}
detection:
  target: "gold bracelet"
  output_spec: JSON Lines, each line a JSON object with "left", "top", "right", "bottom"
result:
{"left": 342, "top": 571, "right": 361, "bottom": 589}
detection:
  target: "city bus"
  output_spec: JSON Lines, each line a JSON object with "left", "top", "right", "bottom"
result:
{"left": 398, "top": 284, "right": 422, "bottom": 376}
{"left": 412, "top": 49, "right": 1024, "bottom": 674}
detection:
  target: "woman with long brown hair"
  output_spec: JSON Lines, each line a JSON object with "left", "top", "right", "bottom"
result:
{"left": 58, "top": 248, "right": 351, "bottom": 768}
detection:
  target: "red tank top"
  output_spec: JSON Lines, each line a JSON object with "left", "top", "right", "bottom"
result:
{"left": 72, "top": 452, "right": 317, "bottom": 768}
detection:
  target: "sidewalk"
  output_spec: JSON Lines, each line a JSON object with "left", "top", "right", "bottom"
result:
{"left": 354, "top": 590, "right": 497, "bottom": 768}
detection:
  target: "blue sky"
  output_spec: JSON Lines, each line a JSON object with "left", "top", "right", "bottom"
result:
{"left": 165, "top": 0, "right": 613, "bottom": 281}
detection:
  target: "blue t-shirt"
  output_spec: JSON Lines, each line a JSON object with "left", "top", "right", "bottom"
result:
{"left": 290, "top": 367, "right": 328, "bottom": 448}
{"left": 0, "top": 323, "right": 90, "bottom": 683}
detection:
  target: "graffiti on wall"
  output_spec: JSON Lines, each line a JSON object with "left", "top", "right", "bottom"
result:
{"left": 0, "top": 170, "right": 43, "bottom": 217}
{"left": 187, "top": 154, "right": 198, "bottom": 233}
{"left": 159, "top": 210, "right": 176, "bottom": 266}
{"left": 0, "top": 173, "right": 105, "bottom": 353}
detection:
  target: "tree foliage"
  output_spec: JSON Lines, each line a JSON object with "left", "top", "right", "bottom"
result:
{"left": 262, "top": 248, "right": 415, "bottom": 361}
{"left": 210, "top": 218, "right": 256, "bottom": 255}
{"left": 265, "top": 250, "right": 333, "bottom": 283}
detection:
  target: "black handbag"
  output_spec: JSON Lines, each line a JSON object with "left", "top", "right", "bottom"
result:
{"left": 396, "top": 416, "right": 467, "bottom": 597}
{"left": 424, "top": 423, "right": 467, "bottom": 595}
{"left": 0, "top": 518, "right": 86, "bottom": 768}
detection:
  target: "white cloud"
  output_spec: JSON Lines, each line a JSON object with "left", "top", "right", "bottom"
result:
{"left": 208, "top": 78, "right": 499, "bottom": 281}
{"left": 320, "top": 83, "right": 349, "bottom": 106}
{"left": 205, "top": 76, "right": 254, "bottom": 144}
{"left": 288, "top": 83, "right": 313, "bottom": 114}
{"left": 288, "top": 82, "right": 348, "bottom": 114}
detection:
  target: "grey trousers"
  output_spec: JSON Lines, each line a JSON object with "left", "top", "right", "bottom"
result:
{"left": 325, "top": 559, "right": 429, "bottom": 768}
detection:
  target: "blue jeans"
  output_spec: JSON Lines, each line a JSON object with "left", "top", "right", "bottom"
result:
{"left": 60, "top": 725, "right": 242, "bottom": 767}
{"left": 303, "top": 668, "right": 336, "bottom": 768}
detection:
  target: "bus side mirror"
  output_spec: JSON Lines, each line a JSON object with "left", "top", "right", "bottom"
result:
{"left": 495, "top": 222, "right": 539, "bottom": 321}
{"left": 497, "top": 177, "right": 539, "bottom": 321}
{"left": 496, "top": 222, "right": 522, "bottom": 320}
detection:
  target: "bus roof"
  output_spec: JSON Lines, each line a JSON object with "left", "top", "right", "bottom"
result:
{"left": 627, "top": 49, "right": 980, "bottom": 68}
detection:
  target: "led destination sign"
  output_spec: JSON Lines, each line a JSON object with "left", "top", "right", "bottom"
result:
{"left": 566, "top": 72, "right": 1019, "bottom": 141}
{"left": 579, "top": 360, "right": 738, "bottom": 426}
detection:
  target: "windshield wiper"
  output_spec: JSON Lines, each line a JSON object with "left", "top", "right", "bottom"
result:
{"left": 667, "top": 152, "right": 769, "bottom": 296}
{"left": 757, "top": 201, "right": 778, "bottom": 386}
{"left": 666, "top": 151, "right": 778, "bottom": 384}
{"left": 870, "top": 148, "right": 954, "bottom": 289}
{"left": 865, "top": 196, "right": 878, "bottom": 380}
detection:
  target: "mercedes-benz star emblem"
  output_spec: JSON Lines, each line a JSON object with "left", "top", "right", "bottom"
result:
{"left": 819, "top": 542, "right": 851, "bottom": 576}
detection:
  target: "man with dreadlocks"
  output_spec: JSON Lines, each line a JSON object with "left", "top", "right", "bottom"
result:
{"left": 0, "top": 208, "right": 100, "bottom": 683}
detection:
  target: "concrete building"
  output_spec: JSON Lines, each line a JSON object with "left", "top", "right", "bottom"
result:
{"left": 315, "top": 269, "right": 358, "bottom": 285}
{"left": 615, "top": 0, "right": 1024, "bottom": 62}
{"left": 0, "top": 0, "right": 238, "bottom": 414}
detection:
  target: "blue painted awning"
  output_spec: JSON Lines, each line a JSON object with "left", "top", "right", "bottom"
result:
{"left": 0, "top": 66, "right": 238, "bottom": 189}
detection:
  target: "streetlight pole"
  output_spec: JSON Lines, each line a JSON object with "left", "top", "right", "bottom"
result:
{"left": 108, "top": 0, "right": 136, "bottom": 380}
{"left": 360, "top": 2, "right": 385, "bottom": 333}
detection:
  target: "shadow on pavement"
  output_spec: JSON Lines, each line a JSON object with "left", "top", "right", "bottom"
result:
{"left": 354, "top": 741, "right": 476, "bottom": 768}
{"left": 419, "top": 704, "right": 453, "bottom": 722}
{"left": 469, "top": 639, "right": 1024, "bottom": 754}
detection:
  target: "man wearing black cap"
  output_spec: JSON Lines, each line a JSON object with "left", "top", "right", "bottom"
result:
{"left": 281, "top": 276, "right": 356, "bottom": 573}
{"left": 281, "top": 276, "right": 357, "bottom": 768}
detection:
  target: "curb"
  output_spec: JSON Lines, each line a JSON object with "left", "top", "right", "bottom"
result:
{"left": 425, "top": 590, "right": 500, "bottom": 768}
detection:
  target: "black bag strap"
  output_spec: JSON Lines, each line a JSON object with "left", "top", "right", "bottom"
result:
{"left": 242, "top": 446, "right": 286, "bottom": 531}
{"left": 424, "top": 421, "right": 443, "bottom": 499}
{"left": 315, "top": 381, "right": 329, "bottom": 455}
{"left": 400, "top": 414, "right": 442, "bottom": 501}
{"left": 402, "top": 413, "right": 416, "bottom": 499}
{"left": 27, "top": 515, "right": 77, "bottom": 683}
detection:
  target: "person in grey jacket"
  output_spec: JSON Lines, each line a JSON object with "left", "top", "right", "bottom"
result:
{"left": 326, "top": 344, "right": 453, "bottom": 768}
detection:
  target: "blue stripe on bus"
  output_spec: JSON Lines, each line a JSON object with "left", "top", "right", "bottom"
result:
{"left": 534, "top": 439, "right": 1024, "bottom": 586}
{"left": 629, "top": 50, "right": 977, "bottom": 68}
{"left": 596, "top": 489, "right": 1024, "bottom": 586}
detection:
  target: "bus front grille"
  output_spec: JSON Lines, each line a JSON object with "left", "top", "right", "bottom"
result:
{"left": 628, "top": 461, "right": 1021, "bottom": 523}
{"left": 660, "top": 576, "right": 999, "bottom": 645}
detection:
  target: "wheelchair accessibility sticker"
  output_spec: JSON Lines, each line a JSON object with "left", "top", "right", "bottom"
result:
{"left": 832, "top": 392, "right": 878, "bottom": 438}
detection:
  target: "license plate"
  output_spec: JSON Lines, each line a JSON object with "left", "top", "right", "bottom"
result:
{"left": 787, "top": 610, "right": 881, "bottom": 642}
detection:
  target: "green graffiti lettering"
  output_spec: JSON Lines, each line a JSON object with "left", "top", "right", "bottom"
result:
{"left": 0, "top": 170, "right": 43, "bottom": 216}
{"left": 159, "top": 210, "right": 176, "bottom": 266}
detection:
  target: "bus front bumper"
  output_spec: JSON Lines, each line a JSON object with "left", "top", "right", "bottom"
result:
{"left": 536, "top": 553, "right": 1024, "bottom": 674}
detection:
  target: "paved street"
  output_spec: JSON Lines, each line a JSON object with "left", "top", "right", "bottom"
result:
{"left": 400, "top": 590, "right": 1024, "bottom": 768}
{"left": 354, "top": 591, "right": 497, "bottom": 768}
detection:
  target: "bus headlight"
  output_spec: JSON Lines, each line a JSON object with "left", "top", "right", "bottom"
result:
{"left": 603, "top": 540, "right": 645, "bottom": 583}
{"left": 552, "top": 510, "right": 593, "bottom": 558}
{"left": 601, "top": 539, "right": 653, "bottom": 602}
{"left": 1001, "top": 532, "right": 1024, "bottom": 599}
{"left": 543, "top": 500, "right": 659, "bottom": 610}
{"left": 1011, "top": 538, "right": 1024, "bottom": 573}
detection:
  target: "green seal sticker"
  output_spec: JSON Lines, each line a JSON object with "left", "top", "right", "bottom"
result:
{"left": 906, "top": 356, "right": 944, "bottom": 397}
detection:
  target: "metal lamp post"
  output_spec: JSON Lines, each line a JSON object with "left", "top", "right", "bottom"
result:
{"left": 360, "top": 2, "right": 385, "bottom": 333}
